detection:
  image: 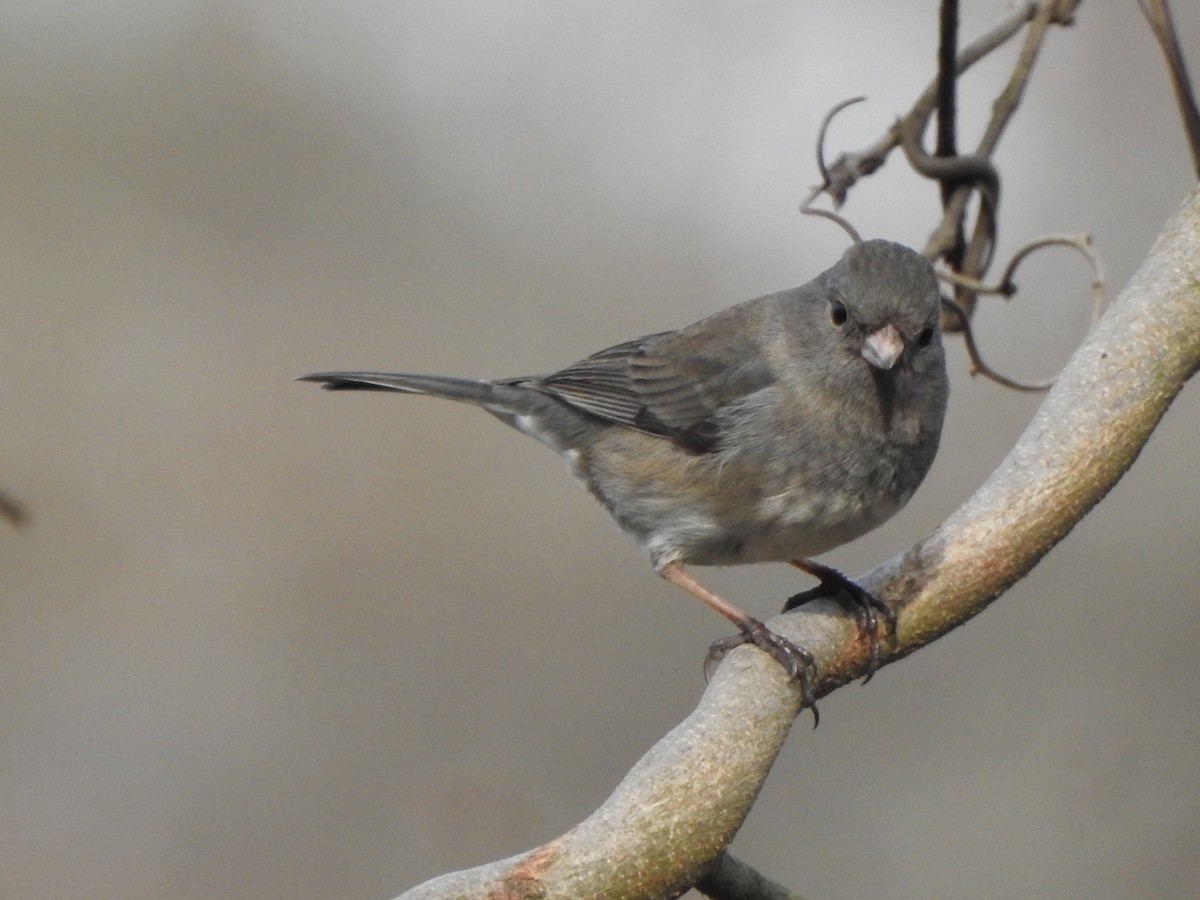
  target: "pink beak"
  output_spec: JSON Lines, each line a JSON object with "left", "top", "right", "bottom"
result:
{"left": 862, "top": 323, "right": 904, "bottom": 370}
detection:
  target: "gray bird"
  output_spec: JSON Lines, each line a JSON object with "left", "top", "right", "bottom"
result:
{"left": 301, "top": 239, "right": 948, "bottom": 693}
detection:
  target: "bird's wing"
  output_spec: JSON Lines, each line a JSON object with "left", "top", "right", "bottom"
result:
{"left": 510, "top": 308, "right": 776, "bottom": 452}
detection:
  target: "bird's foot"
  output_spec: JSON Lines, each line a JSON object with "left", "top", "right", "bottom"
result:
{"left": 707, "top": 619, "right": 820, "bottom": 724}
{"left": 783, "top": 559, "right": 896, "bottom": 683}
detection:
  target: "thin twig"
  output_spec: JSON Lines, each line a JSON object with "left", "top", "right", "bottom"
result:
{"left": 935, "top": 233, "right": 1106, "bottom": 393}
{"left": 921, "top": 0, "right": 1076, "bottom": 322}
{"left": 1000, "top": 233, "right": 1107, "bottom": 325}
{"left": 815, "top": 95, "right": 865, "bottom": 190}
{"left": 697, "top": 852, "right": 808, "bottom": 900}
{"left": 899, "top": 109, "right": 999, "bottom": 270}
{"left": 936, "top": 0, "right": 962, "bottom": 213}
{"left": 1138, "top": 0, "right": 1200, "bottom": 177}
{"left": 821, "top": 2, "right": 1036, "bottom": 207}
{"left": 941, "top": 296, "right": 1054, "bottom": 392}
{"left": 940, "top": 232, "right": 1106, "bottom": 322}
{"left": 943, "top": 1, "right": 1073, "bottom": 209}
{"left": 816, "top": 1, "right": 1073, "bottom": 333}
{"left": 801, "top": 97, "right": 867, "bottom": 243}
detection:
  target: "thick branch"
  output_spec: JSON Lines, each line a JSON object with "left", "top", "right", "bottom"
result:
{"left": 398, "top": 187, "right": 1200, "bottom": 899}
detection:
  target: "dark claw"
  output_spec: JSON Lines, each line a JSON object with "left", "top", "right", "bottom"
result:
{"left": 706, "top": 620, "right": 820, "bottom": 726}
{"left": 783, "top": 561, "right": 896, "bottom": 684}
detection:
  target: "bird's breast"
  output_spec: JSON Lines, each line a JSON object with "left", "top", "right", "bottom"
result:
{"left": 573, "top": 420, "right": 918, "bottom": 568}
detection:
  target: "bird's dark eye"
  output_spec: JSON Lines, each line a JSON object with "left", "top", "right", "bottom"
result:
{"left": 829, "top": 300, "right": 847, "bottom": 327}
{"left": 917, "top": 326, "right": 934, "bottom": 348}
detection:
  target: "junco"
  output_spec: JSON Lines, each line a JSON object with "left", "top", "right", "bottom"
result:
{"left": 301, "top": 239, "right": 948, "bottom": 693}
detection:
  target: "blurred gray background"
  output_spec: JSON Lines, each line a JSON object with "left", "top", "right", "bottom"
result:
{"left": 2, "top": 2, "right": 1198, "bottom": 898}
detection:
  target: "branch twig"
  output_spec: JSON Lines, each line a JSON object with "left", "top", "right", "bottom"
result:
{"left": 697, "top": 852, "right": 807, "bottom": 900}
{"left": 936, "top": 0, "right": 962, "bottom": 214}
{"left": 918, "top": 0, "right": 1076, "bottom": 319}
{"left": 820, "top": 2, "right": 1036, "bottom": 207}
{"left": 817, "top": 1, "right": 1075, "bottom": 324}
{"left": 1138, "top": 0, "right": 1200, "bottom": 176}
{"left": 937, "top": 232, "right": 1107, "bottom": 391}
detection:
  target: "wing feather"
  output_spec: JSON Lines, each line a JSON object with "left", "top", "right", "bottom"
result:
{"left": 501, "top": 296, "right": 784, "bottom": 452}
